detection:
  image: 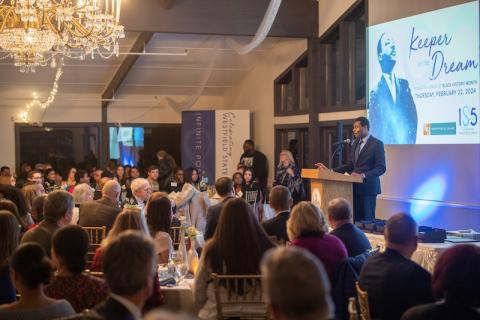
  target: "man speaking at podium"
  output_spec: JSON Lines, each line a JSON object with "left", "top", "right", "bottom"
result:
{"left": 316, "top": 117, "right": 386, "bottom": 221}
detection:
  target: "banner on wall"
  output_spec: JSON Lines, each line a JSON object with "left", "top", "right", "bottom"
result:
{"left": 181, "top": 110, "right": 250, "bottom": 183}
{"left": 215, "top": 110, "right": 250, "bottom": 180}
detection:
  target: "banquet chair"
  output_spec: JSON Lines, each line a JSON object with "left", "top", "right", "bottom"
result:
{"left": 355, "top": 282, "right": 371, "bottom": 320}
{"left": 211, "top": 273, "right": 268, "bottom": 320}
{"left": 82, "top": 226, "right": 106, "bottom": 267}
{"left": 88, "top": 271, "right": 104, "bottom": 279}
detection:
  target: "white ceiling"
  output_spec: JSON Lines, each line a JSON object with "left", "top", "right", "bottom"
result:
{"left": 0, "top": 33, "right": 295, "bottom": 108}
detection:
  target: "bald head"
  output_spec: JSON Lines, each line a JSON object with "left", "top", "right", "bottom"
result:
{"left": 102, "top": 180, "right": 121, "bottom": 202}
{"left": 269, "top": 185, "right": 292, "bottom": 212}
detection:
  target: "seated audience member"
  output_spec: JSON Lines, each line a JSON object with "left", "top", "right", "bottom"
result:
{"left": 327, "top": 197, "right": 372, "bottom": 257}
{"left": 261, "top": 246, "right": 334, "bottom": 320}
{"left": 63, "top": 167, "right": 78, "bottom": 193}
{"left": 287, "top": 201, "right": 347, "bottom": 281}
{"left": 77, "top": 169, "right": 91, "bottom": 185}
{"left": 30, "top": 194, "right": 47, "bottom": 224}
{"left": 204, "top": 177, "right": 235, "bottom": 241}
{"left": 72, "top": 183, "right": 95, "bottom": 224}
{"left": 22, "top": 183, "right": 45, "bottom": 214}
{"left": 87, "top": 231, "right": 158, "bottom": 320}
{"left": 0, "top": 199, "right": 29, "bottom": 233}
{"left": 0, "top": 243, "right": 75, "bottom": 319}
{"left": 21, "top": 190, "right": 74, "bottom": 256}
{"left": 0, "top": 166, "right": 11, "bottom": 176}
{"left": 402, "top": 244, "right": 480, "bottom": 320}
{"left": 78, "top": 180, "right": 121, "bottom": 232}
{"left": 124, "top": 178, "right": 152, "bottom": 213}
{"left": 94, "top": 177, "right": 111, "bottom": 200}
{"left": 185, "top": 167, "right": 207, "bottom": 192}
{"left": 26, "top": 170, "right": 43, "bottom": 185}
{"left": 168, "top": 167, "right": 184, "bottom": 193}
{"left": 91, "top": 208, "right": 149, "bottom": 271}
{"left": 194, "top": 198, "right": 274, "bottom": 319}
{"left": 0, "top": 184, "right": 34, "bottom": 227}
{"left": 0, "top": 211, "right": 19, "bottom": 305}
{"left": 43, "top": 168, "right": 58, "bottom": 193}
{"left": 46, "top": 225, "right": 109, "bottom": 312}
{"left": 91, "top": 209, "right": 163, "bottom": 312}
{"left": 0, "top": 174, "right": 15, "bottom": 186}
{"left": 146, "top": 196, "right": 174, "bottom": 264}
{"left": 262, "top": 185, "right": 292, "bottom": 244}
{"left": 176, "top": 171, "right": 210, "bottom": 233}
{"left": 358, "top": 212, "right": 433, "bottom": 320}
{"left": 147, "top": 165, "right": 160, "bottom": 193}
{"left": 232, "top": 172, "right": 243, "bottom": 197}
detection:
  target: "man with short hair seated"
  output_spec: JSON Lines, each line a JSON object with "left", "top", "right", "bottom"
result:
{"left": 358, "top": 212, "right": 433, "bottom": 319}
{"left": 262, "top": 185, "right": 292, "bottom": 244}
{"left": 204, "top": 177, "right": 235, "bottom": 241}
{"left": 21, "top": 190, "right": 74, "bottom": 257}
{"left": 327, "top": 197, "right": 371, "bottom": 257}
{"left": 89, "top": 230, "right": 157, "bottom": 320}
{"left": 261, "top": 246, "right": 335, "bottom": 320}
{"left": 79, "top": 180, "right": 121, "bottom": 232}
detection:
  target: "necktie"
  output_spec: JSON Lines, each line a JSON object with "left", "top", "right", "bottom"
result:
{"left": 354, "top": 140, "right": 363, "bottom": 163}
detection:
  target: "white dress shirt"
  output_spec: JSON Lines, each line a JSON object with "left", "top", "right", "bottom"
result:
{"left": 382, "top": 72, "right": 397, "bottom": 103}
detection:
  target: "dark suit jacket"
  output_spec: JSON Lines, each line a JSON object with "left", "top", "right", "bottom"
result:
{"left": 88, "top": 296, "right": 135, "bottom": 320}
{"left": 369, "top": 76, "right": 418, "bottom": 144}
{"left": 21, "top": 219, "right": 60, "bottom": 257}
{"left": 334, "top": 135, "right": 386, "bottom": 195}
{"left": 262, "top": 211, "right": 290, "bottom": 243}
{"left": 204, "top": 197, "right": 234, "bottom": 241}
{"left": 78, "top": 197, "right": 121, "bottom": 232}
{"left": 358, "top": 248, "right": 434, "bottom": 320}
{"left": 330, "top": 222, "right": 371, "bottom": 257}
{"left": 401, "top": 300, "right": 480, "bottom": 320}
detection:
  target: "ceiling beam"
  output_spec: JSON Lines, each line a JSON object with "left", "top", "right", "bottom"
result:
{"left": 121, "top": 0, "right": 318, "bottom": 38}
{"left": 100, "top": 31, "right": 154, "bottom": 169}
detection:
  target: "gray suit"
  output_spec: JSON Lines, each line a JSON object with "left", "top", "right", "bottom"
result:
{"left": 78, "top": 197, "right": 121, "bottom": 232}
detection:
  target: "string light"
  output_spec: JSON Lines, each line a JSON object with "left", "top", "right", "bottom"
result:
{"left": 16, "top": 59, "right": 64, "bottom": 123}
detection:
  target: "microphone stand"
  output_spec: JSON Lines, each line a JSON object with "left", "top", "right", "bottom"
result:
{"left": 329, "top": 143, "right": 344, "bottom": 168}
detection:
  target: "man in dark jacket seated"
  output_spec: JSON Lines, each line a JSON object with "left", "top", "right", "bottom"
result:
{"left": 88, "top": 231, "right": 157, "bottom": 320}
{"left": 327, "top": 197, "right": 371, "bottom": 257}
{"left": 262, "top": 185, "right": 292, "bottom": 244}
{"left": 358, "top": 213, "right": 433, "bottom": 320}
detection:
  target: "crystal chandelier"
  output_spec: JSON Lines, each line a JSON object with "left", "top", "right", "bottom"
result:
{"left": 0, "top": 0, "right": 124, "bottom": 72}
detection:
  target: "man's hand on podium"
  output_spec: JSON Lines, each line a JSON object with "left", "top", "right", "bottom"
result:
{"left": 351, "top": 172, "right": 366, "bottom": 179}
{"left": 314, "top": 163, "right": 329, "bottom": 170}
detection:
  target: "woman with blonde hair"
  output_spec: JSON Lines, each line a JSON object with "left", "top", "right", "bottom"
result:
{"left": 273, "top": 149, "right": 303, "bottom": 204}
{"left": 287, "top": 201, "right": 347, "bottom": 281}
{"left": 90, "top": 208, "right": 163, "bottom": 312}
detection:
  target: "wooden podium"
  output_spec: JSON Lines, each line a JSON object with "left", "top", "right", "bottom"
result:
{"left": 301, "top": 168, "right": 362, "bottom": 215}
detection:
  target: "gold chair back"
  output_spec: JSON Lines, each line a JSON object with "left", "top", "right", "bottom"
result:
{"left": 211, "top": 273, "right": 268, "bottom": 320}
{"left": 355, "top": 282, "right": 371, "bottom": 320}
{"left": 82, "top": 226, "right": 107, "bottom": 267}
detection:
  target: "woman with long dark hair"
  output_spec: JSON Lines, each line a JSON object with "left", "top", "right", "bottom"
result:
{"left": 0, "top": 211, "right": 19, "bottom": 305}
{"left": 194, "top": 198, "right": 274, "bottom": 319}
{"left": 0, "top": 243, "right": 75, "bottom": 319}
{"left": 146, "top": 196, "right": 174, "bottom": 264}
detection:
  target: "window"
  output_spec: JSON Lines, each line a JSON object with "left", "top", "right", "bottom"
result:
{"left": 16, "top": 124, "right": 99, "bottom": 174}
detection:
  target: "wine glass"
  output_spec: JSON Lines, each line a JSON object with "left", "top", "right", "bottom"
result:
{"left": 171, "top": 250, "right": 188, "bottom": 284}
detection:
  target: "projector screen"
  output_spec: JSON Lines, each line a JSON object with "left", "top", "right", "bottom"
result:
{"left": 367, "top": 1, "right": 479, "bottom": 144}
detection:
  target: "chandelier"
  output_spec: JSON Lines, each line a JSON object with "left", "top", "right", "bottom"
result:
{"left": 0, "top": 0, "right": 124, "bottom": 72}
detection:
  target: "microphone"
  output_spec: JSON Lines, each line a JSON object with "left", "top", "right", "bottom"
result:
{"left": 332, "top": 139, "right": 351, "bottom": 146}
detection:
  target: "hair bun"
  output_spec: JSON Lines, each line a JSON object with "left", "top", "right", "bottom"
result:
{"left": 23, "top": 258, "right": 53, "bottom": 287}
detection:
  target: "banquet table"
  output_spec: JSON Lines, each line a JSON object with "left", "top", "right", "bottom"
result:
{"left": 161, "top": 278, "right": 197, "bottom": 314}
{"left": 365, "top": 232, "right": 480, "bottom": 273}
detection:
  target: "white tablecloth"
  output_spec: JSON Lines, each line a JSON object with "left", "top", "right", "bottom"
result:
{"left": 365, "top": 233, "right": 480, "bottom": 273}
{"left": 161, "top": 278, "right": 196, "bottom": 314}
